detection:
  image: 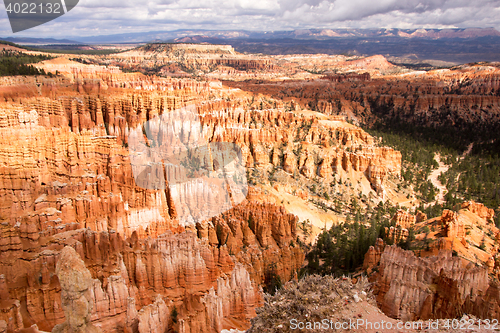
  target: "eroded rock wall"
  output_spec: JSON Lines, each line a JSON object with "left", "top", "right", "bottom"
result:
{"left": 369, "top": 245, "right": 494, "bottom": 322}
{"left": 0, "top": 64, "right": 401, "bottom": 332}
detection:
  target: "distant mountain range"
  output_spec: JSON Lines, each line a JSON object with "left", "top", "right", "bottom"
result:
{"left": 0, "top": 36, "right": 80, "bottom": 44}
{"left": 78, "top": 27, "right": 500, "bottom": 43}
{"left": 3, "top": 27, "right": 500, "bottom": 64}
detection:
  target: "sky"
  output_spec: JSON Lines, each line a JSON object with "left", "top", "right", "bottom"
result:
{"left": 1, "top": 0, "right": 500, "bottom": 38}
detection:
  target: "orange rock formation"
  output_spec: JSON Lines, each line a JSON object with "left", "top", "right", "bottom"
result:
{"left": 366, "top": 202, "right": 500, "bottom": 322}
{"left": 0, "top": 70, "right": 314, "bottom": 333}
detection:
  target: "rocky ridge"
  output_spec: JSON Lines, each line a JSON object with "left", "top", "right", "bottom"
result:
{"left": 225, "top": 63, "right": 500, "bottom": 147}
{"left": 365, "top": 201, "right": 500, "bottom": 322}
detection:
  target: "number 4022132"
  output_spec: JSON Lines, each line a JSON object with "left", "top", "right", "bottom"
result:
{"left": 5, "top": 2, "right": 62, "bottom": 14}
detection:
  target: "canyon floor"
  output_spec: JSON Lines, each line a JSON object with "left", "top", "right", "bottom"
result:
{"left": 0, "top": 42, "right": 499, "bottom": 333}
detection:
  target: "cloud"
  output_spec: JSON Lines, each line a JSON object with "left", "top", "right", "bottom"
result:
{"left": 278, "top": 0, "right": 500, "bottom": 25}
{"left": 0, "top": 0, "right": 499, "bottom": 38}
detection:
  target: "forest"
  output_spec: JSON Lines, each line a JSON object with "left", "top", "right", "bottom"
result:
{"left": 301, "top": 117, "right": 500, "bottom": 279}
{"left": 367, "top": 123, "right": 500, "bottom": 227}
{"left": 302, "top": 200, "right": 401, "bottom": 277}
{"left": 0, "top": 49, "right": 53, "bottom": 76}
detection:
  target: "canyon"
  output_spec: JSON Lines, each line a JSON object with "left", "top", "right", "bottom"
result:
{"left": 0, "top": 48, "right": 401, "bottom": 333}
{"left": 1, "top": 42, "right": 499, "bottom": 332}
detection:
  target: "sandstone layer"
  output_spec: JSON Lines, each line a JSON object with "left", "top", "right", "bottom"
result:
{"left": 365, "top": 202, "right": 500, "bottom": 322}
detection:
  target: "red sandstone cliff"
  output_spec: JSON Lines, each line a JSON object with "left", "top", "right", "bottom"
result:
{"left": 225, "top": 64, "right": 500, "bottom": 141}
{"left": 0, "top": 71, "right": 310, "bottom": 333}
{"left": 365, "top": 202, "right": 500, "bottom": 322}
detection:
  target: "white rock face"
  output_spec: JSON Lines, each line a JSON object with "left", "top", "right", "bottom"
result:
{"left": 128, "top": 105, "right": 247, "bottom": 226}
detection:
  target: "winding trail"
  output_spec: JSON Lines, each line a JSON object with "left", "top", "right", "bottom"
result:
{"left": 426, "top": 143, "right": 473, "bottom": 206}
{"left": 462, "top": 142, "right": 474, "bottom": 159}
{"left": 427, "top": 154, "right": 450, "bottom": 205}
